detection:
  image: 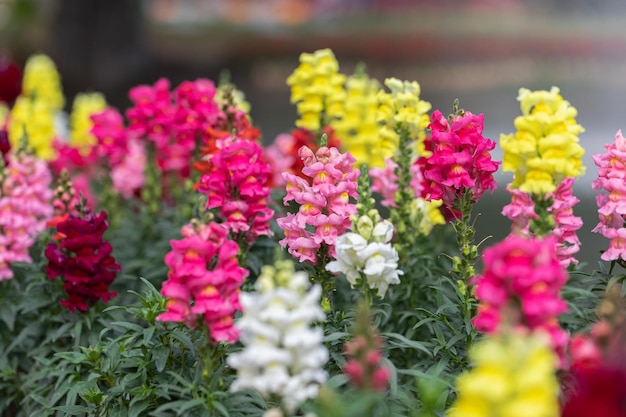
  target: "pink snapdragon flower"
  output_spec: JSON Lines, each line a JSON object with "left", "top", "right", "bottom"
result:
{"left": 126, "top": 78, "right": 221, "bottom": 180}
{"left": 502, "top": 178, "right": 582, "bottom": 268}
{"left": 90, "top": 107, "right": 129, "bottom": 167}
{"left": 277, "top": 145, "right": 359, "bottom": 264}
{"left": 110, "top": 138, "right": 146, "bottom": 199}
{"left": 197, "top": 136, "right": 273, "bottom": 243}
{"left": 419, "top": 110, "right": 500, "bottom": 211}
{"left": 370, "top": 158, "right": 398, "bottom": 208}
{"left": 0, "top": 151, "right": 53, "bottom": 279}
{"left": 157, "top": 221, "right": 248, "bottom": 344}
{"left": 472, "top": 235, "right": 569, "bottom": 364}
{"left": 592, "top": 130, "right": 626, "bottom": 261}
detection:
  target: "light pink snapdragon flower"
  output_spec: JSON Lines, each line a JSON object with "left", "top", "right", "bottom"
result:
{"left": 502, "top": 178, "right": 582, "bottom": 268}
{"left": 277, "top": 145, "right": 359, "bottom": 264}
{"left": 0, "top": 151, "right": 53, "bottom": 280}
{"left": 592, "top": 129, "right": 626, "bottom": 261}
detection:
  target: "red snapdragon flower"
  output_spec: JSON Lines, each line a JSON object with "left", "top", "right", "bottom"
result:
{"left": 45, "top": 210, "right": 120, "bottom": 312}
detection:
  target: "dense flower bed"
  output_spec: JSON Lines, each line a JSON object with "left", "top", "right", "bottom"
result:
{"left": 0, "top": 50, "right": 625, "bottom": 417}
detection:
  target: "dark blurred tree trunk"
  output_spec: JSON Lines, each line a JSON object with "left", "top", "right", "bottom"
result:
{"left": 50, "top": 0, "right": 150, "bottom": 108}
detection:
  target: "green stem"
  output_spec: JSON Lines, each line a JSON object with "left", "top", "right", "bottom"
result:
{"left": 391, "top": 127, "right": 415, "bottom": 263}
{"left": 529, "top": 194, "right": 555, "bottom": 238}
{"left": 452, "top": 191, "right": 478, "bottom": 351}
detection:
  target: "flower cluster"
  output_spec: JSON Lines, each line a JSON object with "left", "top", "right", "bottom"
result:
{"left": 228, "top": 260, "right": 327, "bottom": 412}
{"left": 277, "top": 145, "right": 359, "bottom": 264}
{"left": 326, "top": 216, "right": 402, "bottom": 299}
{"left": 157, "top": 221, "right": 248, "bottom": 344}
{"left": 0, "top": 151, "right": 53, "bottom": 280}
{"left": 472, "top": 235, "right": 569, "bottom": 362}
{"left": 197, "top": 136, "right": 273, "bottom": 243}
{"left": 21, "top": 54, "right": 65, "bottom": 110}
{"left": 377, "top": 77, "right": 431, "bottom": 160}
{"left": 68, "top": 92, "right": 107, "bottom": 154}
{"left": 420, "top": 109, "right": 500, "bottom": 210}
{"left": 592, "top": 129, "right": 626, "bottom": 262}
{"left": 501, "top": 87, "right": 585, "bottom": 195}
{"left": 8, "top": 54, "right": 64, "bottom": 160}
{"left": 126, "top": 78, "right": 221, "bottom": 179}
{"left": 502, "top": 177, "right": 582, "bottom": 267}
{"left": 343, "top": 304, "right": 390, "bottom": 392}
{"left": 448, "top": 331, "right": 560, "bottom": 417}
{"left": 286, "top": 48, "right": 346, "bottom": 132}
{"left": 563, "top": 285, "right": 626, "bottom": 416}
{"left": 265, "top": 127, "right": 340, "bottom": 187}
{"left": 45, "top": 209, "right": 120, "bottom": 312}
{"left": 331, "top": 71, "right": 381, "bottom": 167}
{"left": 90, "top": 107, "right": 146, "bottom": 199}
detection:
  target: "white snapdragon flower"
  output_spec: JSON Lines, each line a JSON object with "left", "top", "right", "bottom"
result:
{"left": 228, "top": 261, "right": 328, "bottom": 412}
{"left": 360, "top": 242, "right": 402, "bottom": 297}
{"left": 326, "top": 219, "right": 402, "bottom": 298}
{"left": 326, "top": 233, "right": 367, "bottom": 285}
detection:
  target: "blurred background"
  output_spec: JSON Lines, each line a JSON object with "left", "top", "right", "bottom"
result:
{"left": 3, "top": 0, "right": 626, "bottom": 269}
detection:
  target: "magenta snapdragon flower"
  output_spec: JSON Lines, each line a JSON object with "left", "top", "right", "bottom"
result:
{"left": 277, "top": 145, "right": 359, "bottom": 264}
{"left": 197, "top": 136, "right": 273, "bottom": 243}
{"left": 472, "top": 235, "right": 569, "bottom": 364}
{"left": 157, "top": 221, "right": 248, "bottom": 344}
{"left": 419, "top": 110, "right": 499, "bottom": 211}
{"left": 0, "top": 151, "right": 53, "bottom": 280}
{"left": 126, "top": 78, "right": 220, "bottom": 180}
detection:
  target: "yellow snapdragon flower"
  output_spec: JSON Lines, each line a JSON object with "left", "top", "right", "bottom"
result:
{"left": 377, "top": 78, "right": 431, "bottom": 160}
{"left": 501, "top": 87, "right": 585, "bottom": 195}
{"left": 21, "top": 54, "right": 65, "bottom": 111}
{"left": 331, "top": 71, "right": 381, "bottom": 167}
{"left": 8, "top": 54, "right": 65, "bottom": 160}
{"left": 287, "top": 48, "right": 346, "bottom": 132}
{"left": 412, "top": 198, "right": 445, "bottom": 235}
{"left": 8, "top": 96, "right": 56, "bottom": 160}
{"left": 69, "top": 92, "right": 106, "bottom": 154}
{"left": 448, "top": 332, "right": 560, "bottom": 417}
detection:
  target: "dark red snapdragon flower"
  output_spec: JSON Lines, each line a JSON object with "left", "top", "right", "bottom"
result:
{"left": 0, "top": 57, "right": 22, "bottom": 105}
{"left": 0, "top": 128, "right": 10, "bottom": 164}
{"left": 45, "top": 210, "right": 120, "bottom": 312}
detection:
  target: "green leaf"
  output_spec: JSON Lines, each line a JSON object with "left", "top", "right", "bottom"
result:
{"left": 51, "top": 405, "right": 92, "bottom": 415}
{"left": 177, "top": 398, "right": 206, "bottom": 415}
{"left": 0, "top": 303, "right": 16, "bottom": 332}
{"left": 153, "top": 345, "right": 169, "bottom": 373}
{"left": 382, "top": 332, "right": 433, "bottom": 357}
{"left": 129, "top": 397, "right": 151, "bottom": 417}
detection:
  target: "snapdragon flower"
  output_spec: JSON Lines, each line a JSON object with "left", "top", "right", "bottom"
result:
{"left": 501, "top": 87, "right": 585, "bottom": 195}
{"left": 592, "top": 130, "right": 626, "bottom": 262}
{"left": 157, "top": 221, "right": 248, "bottom": 343}
{"left": 326, "top": 218, "right": 402, "bottom": 299}
{"left": 286, "top": 48, "right": 346, "bottom": 132}
{"left": 0, "top": 150, "right": 53, "bottom": 280}
{"left": 472, "top": 235, "right": 569, "bottom": 364}
{"left": 502, "top": 177, "right": 582, "bottom": 268}
{"left": 448, "top": 331, "right": 560, "bottom": 417}
{"left": 8, "top": 54, "right": 64, "bottom": 160}
{"left": 277, "top": 145, "right": 359, "bottom": 264}
{"left": 377, "top": 77, "right": 431, "bottom": 161}
{"left": 331, "top": 71, "right": 382, "bottom": 167}
{"left": 228, "top": 260, "right": 328, "bottom": 412}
